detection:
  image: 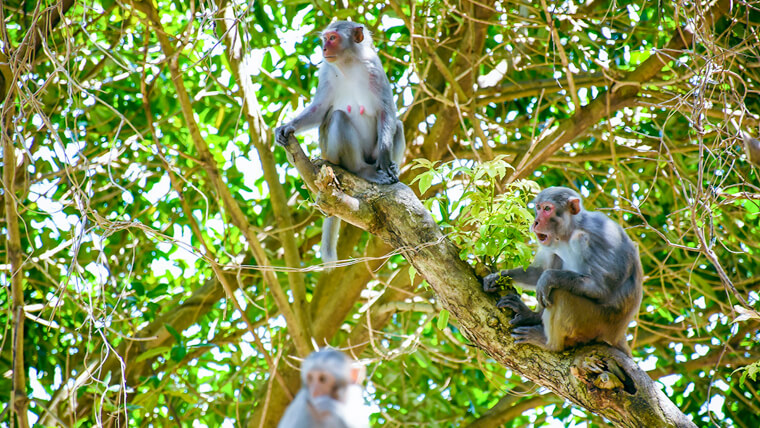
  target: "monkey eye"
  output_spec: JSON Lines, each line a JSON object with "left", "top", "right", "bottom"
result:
{"left": 328, "top": 34, "right": 336, "bottom": 42}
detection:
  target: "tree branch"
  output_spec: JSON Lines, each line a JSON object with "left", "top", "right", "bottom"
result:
{"left": 508, "top": 0, "right": 734, "bottom": 182}
{"left": 467, "top": 393, "right": 557, "bottom": 428}
{"left": 216, "top": 0, "right": 309, "bottom": 328}
{"left": 475, "top": 73, "right": 608, "bottom": 107}
{"left": 279, "top": 134, "right": 697, "bottom": 427}
{"left": 1, "top": 17, "right": 29, "bottom": 428}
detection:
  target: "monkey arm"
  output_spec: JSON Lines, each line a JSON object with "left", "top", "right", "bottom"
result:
{"left": 276, "top": 74, "right": 334, "bottom": 146}
{"left": 482, "top": 266, "right": 542, "bottom": 292}
{"left": 289, "top": 80, "right": 334, "bottom": 132}
{"left": 374, "top": 110, "right": 399, "bottom": 175}
{"left": 535, "top": 269, "right": 608, "bottom": 308}
{"left": 507, "top": 267, "right": 545, "bottom": 288}
{"left": 369, "top": 62, "right": 401, "bottom": 183}
{"left": 483, "top": 248, "right": 560, "bottom": 292}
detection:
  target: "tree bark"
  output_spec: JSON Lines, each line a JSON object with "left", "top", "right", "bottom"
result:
{"left": 278, "top": 134, "right": 697, "bottom": 428}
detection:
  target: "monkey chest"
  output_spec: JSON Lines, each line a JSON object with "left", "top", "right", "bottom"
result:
{"left": 552, "top": 244, "right": 585, "bottom": 273}
{"left": 332, "top": 78, "right": 380, "bottom": 118}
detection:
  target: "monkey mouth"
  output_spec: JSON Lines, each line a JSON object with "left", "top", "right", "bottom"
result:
{"left": 323, "top": 55, "right": 337, "bottom": 62}
{"left": 536, "top": 233, "right": 550, "bottom": 245}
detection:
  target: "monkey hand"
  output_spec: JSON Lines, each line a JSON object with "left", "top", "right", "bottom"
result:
{"left": 482, "top": 271, "right": 509, "bottom": 293}
{"left": 275, "top": 124, "right": 296, "bottom": 147}
{"left": 536, "top": 279, "right": 555, "bottom": 308}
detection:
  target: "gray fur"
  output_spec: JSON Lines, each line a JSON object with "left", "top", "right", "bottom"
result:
{"left": 275, "top": 21, "right": 405, "bottom": 263}
{"left": 483, "top": 187, "right": 643, "bottom": 355}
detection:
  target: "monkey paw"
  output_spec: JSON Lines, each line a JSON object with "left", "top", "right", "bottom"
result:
{"left": 497, "top": 294, "right": 541, "bottom": 326}
{"left": 495, "top": 293, "right": 521, "bottom": 309}
{"left": 511, "top": 325, "right": 545, "bottom": 346}
{"left": 482, "top": 272, "right": 504, "bottom": 292}
{"left": 388, "top": 161, "right": 400, "bottom": 177}
{"left": 275, "top": 125, "right": 295, "bottom": 147}
{"left": 308, "top": 395, "right": 340, "bottom": 414}
{"left": 373, "top": 167, "right": 399, "bottom": 185}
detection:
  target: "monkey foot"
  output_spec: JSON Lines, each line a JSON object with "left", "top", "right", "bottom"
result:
{"left": 497, "top": 294, "right": 542, "bottom": 326}
{"left": 511, "top": 325, "right": 546, "bottom": 346}
{"left": 371, "top": 168, "right": 399, "bottom": 185}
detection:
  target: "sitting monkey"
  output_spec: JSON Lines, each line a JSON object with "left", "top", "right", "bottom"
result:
{"left": 483, "top": 186, "right": 643, "bottom": 355}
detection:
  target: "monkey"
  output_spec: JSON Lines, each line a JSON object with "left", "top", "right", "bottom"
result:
{"left": 482, "top": 187, "right": 643, "bottom": 356}
{"left": 277, "top": 349, "right": 370, "bottom": 428}
{"left": 275, "top": 21, "right": 405, "bottom": 264}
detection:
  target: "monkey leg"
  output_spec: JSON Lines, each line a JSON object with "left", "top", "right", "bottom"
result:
{"left": 497, "top": 294, "right": 543, "bottom": 326}
{"left": 391, "top": 118, "right": 406, "bottom": 167}
{"left": 371, "top": 119, "right": 405, "bottom": 184}
{"left": 321, "top": 216, "right": 340, "bottom": 264}
{"left": 323, "top": 110, "right": 379, "bottom": 181}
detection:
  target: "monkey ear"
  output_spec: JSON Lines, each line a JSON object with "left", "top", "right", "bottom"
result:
{"left": 349, "top": 364, "right": 365, "bottom": 384}
{"left": 568, "top": 197, "right": 582, "bottom": 215}
{"left": 353, "top": 26, "right": 365, "bottom": 44}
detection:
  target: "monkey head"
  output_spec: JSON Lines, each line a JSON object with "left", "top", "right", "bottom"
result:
{"left": 531, "top": 187, "right": 583, "bottom": 246}
{"left": 321, "top": 21, "right": 369, "bottom": 63}
{"left": 301, "top": 349, "right": 364, "bottom": 401}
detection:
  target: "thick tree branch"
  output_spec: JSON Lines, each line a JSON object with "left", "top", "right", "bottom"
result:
{"left": 3, "top": 80, "right": 29, "bottom": 428}
{"left": 508, "top": 0, "right": 734, "bottom": 182}
{"left": 475, "top": 73, "right": 609, "bottom": 107}
{"left": 279, "top": 134, "right": 697, "bottom": 427}
{"left": 216, "top": 0, "right": 309, "bottom": 327}
{"left": 467, "top": 393, "right": 557, "bottom": 428}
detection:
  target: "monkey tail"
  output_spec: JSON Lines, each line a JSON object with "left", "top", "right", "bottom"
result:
{"left": 614, "top": 338, "right": 632, "bottom": 357}
{"left": 321, "top": 216, "right": 341, "bottom": 265}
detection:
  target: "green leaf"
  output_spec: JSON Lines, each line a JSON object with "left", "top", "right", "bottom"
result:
{"left": 170, "top": 345, "right": 187, "bottom": 362}
{"left": 437, "top": 309, "right": 450, "bottom": 330}
{"left": 165, "top": 324, "right": 183, "bottom": 344}
{"left": 418, "top": 172, "right": 434, "bottom": 194}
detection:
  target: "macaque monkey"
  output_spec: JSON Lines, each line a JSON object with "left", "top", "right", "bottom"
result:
{"left": 482, "top": 187, "right": 643, "bottom": 355}
{"left": 275, "top": 21, "right": 405, "bottom": 263}
{"left": 278, "top": 349, "right": 370, "bottom": 428}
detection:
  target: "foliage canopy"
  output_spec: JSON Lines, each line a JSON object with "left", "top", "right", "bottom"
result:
{"left": 1, "top": 0, "right": 758, "bottom": 427}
